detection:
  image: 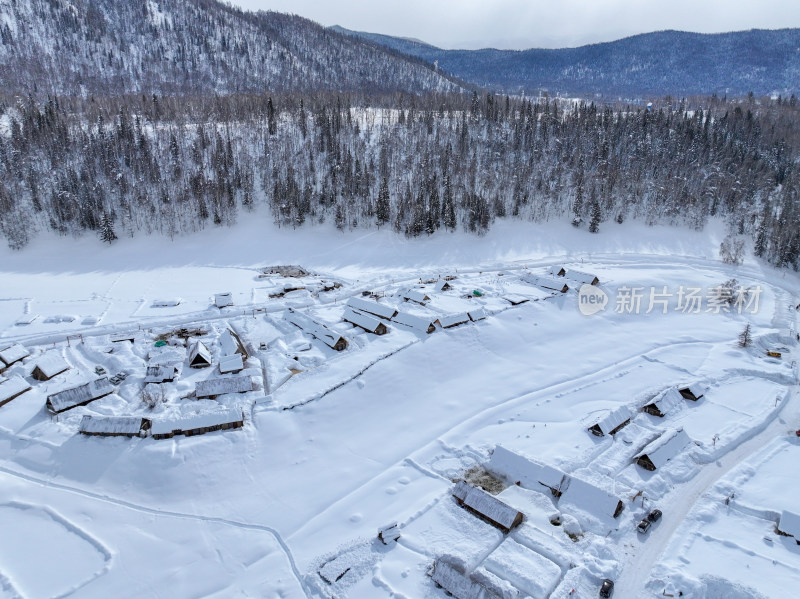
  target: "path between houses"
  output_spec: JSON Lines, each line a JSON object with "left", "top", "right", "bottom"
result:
{"left": 613, "top": 386, "right": 800, "bottom": 598}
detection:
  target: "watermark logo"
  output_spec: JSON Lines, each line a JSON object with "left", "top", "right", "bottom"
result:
{"left": 578, "top": 284, "right": 609, "bottom": 316}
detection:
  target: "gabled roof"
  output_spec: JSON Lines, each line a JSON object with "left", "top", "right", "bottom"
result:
{"left": 33, "top": 353, "right": 70, "bottom": 379}
{"left": 402, "top": 288, "right": 430, "bottom": 304}
{"left": 559, "top": 476, "right": 624, "bottom": 519}
{"left": 439, "top": 312, "right": 470, "bottom": 329}
{"left": 521, "top": 273, "right": 569, "bottom": 293}
{"left": 563, "top": 269, "right": 599, "bottom": 285}
{"left": 214, "top": 292, "right": 233, "bottom": 308}
{"left": 488, "top": 445, "right": 568, "bottom": 494}
{"left": 285, "top": 309, "right": 348, "bottom": 350}
{"left": 195, "top": 375, "right": 253, "bottom": 398}
{"left": 504, "top": 294, "right": 529, "bottom": 306}
{"left": 345, "top": 296, "right": 397, "bottom": 320}
{"left": 678, "top": 383, "right": 705, "bottom": 401}
{"left": 47, "top": 378, "right": 114, "bottom": 413}
{"left": 454, "top": 482, "right": 524, "bottom": 532}
{"left": 218, "top": 329, "right": 246, "bottom": 357}
{"left": 79, "top": 415, "right": 146, "bottom": 436}
{"left": 468, "top": 308, "right": 487, "bottom": 322}
{"left": 434, "top": 279, "right": 451, "bottom": 292}
{"left": 150, "top": 408, "right": 244, "bottom": 437}
{"left": 645, "top": 387, "right": 683, "bottom": 416}
{"left": 430, "top": 559, "right": 493, "bottom": 599}
{"left": 0, "top": 376, "right": 32, "bottom": 405}
{"left": 636, "top": 428, "right": 691, "bottom": 469}
{"left": 188, "top": 341, "right": 212, "bottom": 367}
{"left": 343, "top": 307, "right": 388, "bottom": 334}
{"left": 548, "top": 266, "right": 567, "bottom": 277}
{"left": 590, "top": 405, "right": 632, "bottom": 436}
{"left": 0, "top": 344, "right": 30, "bottom": 367}
{"left": 144, "top": 365, "right": 178, "bottom": 383}
{"left": 392, "top": 310, "right": 436, "bottom": 334}
{"left": 778, "top": 510, "right": 800, "bottom": 538}
{"left": 219, "top": 354, "right": 244, "bottom": 374}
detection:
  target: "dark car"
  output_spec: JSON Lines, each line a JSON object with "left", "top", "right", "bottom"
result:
{"left": 637, "top": 518, "right": 652, "bottom": 534}
{"left": 600, "top": 578, "right": 615, "bottom": 597}
{"left": 648, "top": 509, "right": 663, "bottom": 522}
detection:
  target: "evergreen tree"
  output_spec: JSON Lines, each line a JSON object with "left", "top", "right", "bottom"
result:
{"left": 588, "top": 199, "right": 601, "bottom": 233}
{"left": 376, "top": 177, "right": 390, "bottom": 226}
{"left": 738, "top": 323, "right": 752, "bottom": 348}
{"left": 100, "top": 212, "right": 118, "bottom": 244}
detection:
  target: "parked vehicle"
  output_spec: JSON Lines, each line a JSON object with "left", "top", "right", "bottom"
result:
{"left": 648, "top": 509, "right": 663, "bottom": 522}
{"left": 599, "top": 578, "right": 615, "bottom": 597}
{"left": 637, "top": 518, "right": 652, "bottom": 534}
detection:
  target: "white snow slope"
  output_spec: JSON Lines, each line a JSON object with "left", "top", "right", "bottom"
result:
{"left": 1, "top": 218, "right": 799, "bottom": 599}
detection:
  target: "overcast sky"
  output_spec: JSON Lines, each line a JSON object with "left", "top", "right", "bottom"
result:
{"left": 229, "top": 0, "right": 800, "bottom": 49}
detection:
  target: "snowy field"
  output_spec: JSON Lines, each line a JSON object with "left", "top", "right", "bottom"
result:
{"left": 1, "top": 219, "right": 800, "bottom": 599}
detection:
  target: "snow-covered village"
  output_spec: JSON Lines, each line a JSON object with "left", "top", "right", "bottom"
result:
{"left": 2, "top": 1, "right": 800, "bottom": 598}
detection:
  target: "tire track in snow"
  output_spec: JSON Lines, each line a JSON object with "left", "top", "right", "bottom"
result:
{"left": 0, "top": 465, "right": 312, "bottom": 599}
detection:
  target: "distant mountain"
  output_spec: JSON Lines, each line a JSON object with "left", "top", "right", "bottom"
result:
{"left": 0, "top": 0, "right": 463, "bottom": 97}
{"left": 332, "top": 27, "right": 800, "bottom": 97}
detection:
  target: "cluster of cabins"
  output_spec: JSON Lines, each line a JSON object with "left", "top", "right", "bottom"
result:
{"left": 585, "top": 383, "right": 705, "bottom": 472}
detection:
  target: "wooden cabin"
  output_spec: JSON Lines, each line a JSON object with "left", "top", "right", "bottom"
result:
{"left": 0, "top": 376, "right": 32, "bottom": 407}
{"left": 402, "top": 288, "right": 431, "bottom": 304}
{"left": 214, "top": 292, "right": 233, "bottom": 308}
{"left": 79, "top": 416, "right": 151, "bottom": 437}
{"left": 438, "top": 312, "right": 470, "bottom": 329}
{"left": 188, "top": 341, "right": 213, "bottom": 368}
{"left": 32, "top": 353, "right": 70, "bottom": 381}
{"left": 452, "top": 481, "right": 524, "bottom": 533}
{"left": 0, "top": 344, "right": 30, "bottom": 369}
{"left": 521, "top": 273, "right": 569, "bottom": 293}
{"left": 144, "top": 364, "right": 179, "bottom": 384}
{"left": 588, "top": 406, "right": 632, "bottom": 437}
{"left": 392, "top": 311, "right": 436, "bottom": 334}
{"left": 346, "top": 296, "right": 397, "bottom": 320}
{"left": 343, "top": 307, "right": 389, "bottom": 335}
{"left": 195, "top": 376, "right": 253, "bottom": 399}
{"left": 635, "top": 428, "right": 691, "bottom": 471}
{"left": 642, "top": 387, "right": 683, "bottom": 417}
{"left": 150, "top": 408, "right": 244, "bottom": 440}
{"left": 219, "top": 354, "right": 245, "bottom": 374}
{"left": 46, "top": 378, "right": 114, "bottom": 414}
{"left": 678, "top": 383, "right": 705, "bottom": 401}
{"left": 285, "top": 309, "right": 348, "bottom": 351}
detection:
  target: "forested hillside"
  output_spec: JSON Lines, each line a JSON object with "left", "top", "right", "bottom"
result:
{"left": 0, "top": 0, "right": 462, "bottom": 95}
{"left": 2, "top": 92, "right": 799, "bottom": 268}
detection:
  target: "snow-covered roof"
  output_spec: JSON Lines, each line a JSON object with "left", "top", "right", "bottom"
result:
{"left": 152, "top": 297, "right": 182, "bottom": 307}
{"left": 439, "top": 312, "right": 470, "bottom": 329}
{"left": 563, "top": 269, "right": 599, "bottom": 285}
{"left": 453, "top": 482, "right": 524, "bottom": 531}
{"left": 468, "top": 308, "right": 487, "bottom": 322}
{"left": 636, "top": 428, "right": 691, "bottom": 469}
{"left": 778, "top": 510, "right": 800, "bottom": 538}
{"left": 504, "top": 294, "right": 529, "bottom": 305}
{"left": 590, "top": 405, "right": 632, "bottom": 436}
{"left": 47, "top": 378, "right": 114, "bottom": 413}
{"left": 79, "top": 415, "right": 145, "bottom": 436}
{"left": 392, "top": 310, "right": 436, "bottom": 334}
{"left": 402, "top": 288, "right": 430, "bottom": 304}
{"left": 219, "top": 329, "right": 245, "bottom": 357}
{"left": 346, "top": 296, "right": 397, "bottom": 320}
{"left": 286, "top": 309, "right": 348, "bottom": 350}
{"left": 0, "top": 376, "right": 31, "bottom": 404}
{"left": 33, "top": 353, "right": 70, "bottom": 379}
{"left": 521, "top": 273, "right": 569, "bottom": 293}
{"left": 0, "top": 343, "right": 30, "bottom": 367}
{"left": 144, "top": 365, "right": 177, "bottom": 383}
{"left": 548, "top": 266, "right": 567, "bottom": 277}
{"left": 150, "top": 408, "right": 244, "bottom": 437}
{"left": 489, "top": 446, "right": 568, "bottom": 494}
{"left": 431, "top": 559, "right": 490, "bottom": 599}
{"left": 214, "top": 292, "right": 233, "bottom": 308}
{"left": 188, "top": 341, "right": 212, "bottom": 367}
{"left": 219, "top": 354, "right": 244, "bottom": 374}
{"left": 195, "top": 375, "right": 253, "bottom": 398}
{"left": 559, "top": 476, "right": 624, "bottom": 520}
{"left": 646, "top": 387, "right": 683, "bottom": 416}
{"left": 678, "top": 383, "right": 705, "bottom": 400}
{"left": 434, "top": 280, "right": 451, "bottom": 292}
{"left": 343, "top": 307, "right": 387, "bottom": 334}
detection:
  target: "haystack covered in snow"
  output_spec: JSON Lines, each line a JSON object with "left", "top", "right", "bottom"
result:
{"left": 32, "top": 353, "right": 70, "bottom": 381}
{"left": 588, "top": 405, "right": 632, "bottom": 436}
{"left": 195, "top": 376, "right": 253, "bottom": 399}
{"left": 286, "top": 309, "right": 348, "bottom": 351}
{"left": 144, "top": 365, "right": 179, "bottom": 384}
{"left": 438, "top": 312, "right": 470, "bottom": 329}
{"left": 343, "top": 307, "right": 388, "bottom": 335}
{"left": 678, "top": 383, "right": 705, "bottom": 401}
{"left": 0, "top": 376, "right": 32, "bottom": 407}
{"left": 345, "top": 296, "right": 397, "bottom": 320}
{"left": 46, "top": 378, "right": 115, "bottom": 414}
{"left": 558, "top": 476, "right": 625, "bottom": 519}
{"left": 392, "top": 310, "right": 436, "bottom": 334}
{"left": 0, "top": 344, "right": 30, "bottom": 368}
{"left": 643, "top": 387, "right": 683, "bottom": 417}
{"left": 188, "top": 341, "right": 212, "bottom": 368}
{"left": 452, "top": 481, "right": 524, "bottom": 533}
{"left": 778, "top": 510, "right": 800, "bottom": 544}
{"left": 635, "top": 428, "right": 691, "bottom": 471}
{"left": 79, "top": 415, "right": 150, "bottom": 437}
{"left": 150, "top": 408, "right": 244, "bottom": 439}
{"left": 521, "top": 273, "right": 569, "bottom": 293}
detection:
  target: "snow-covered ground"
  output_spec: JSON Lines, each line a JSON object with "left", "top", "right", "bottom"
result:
{"left": 1, "top": 219, "right": 799, "bottom": 599}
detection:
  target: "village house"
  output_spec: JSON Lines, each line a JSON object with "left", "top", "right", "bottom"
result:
{"left": 31, "top": 353, "right": 71, "bottom": 381}
{"left": 46, "top": 378, "right": 115, "bottom": 414}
